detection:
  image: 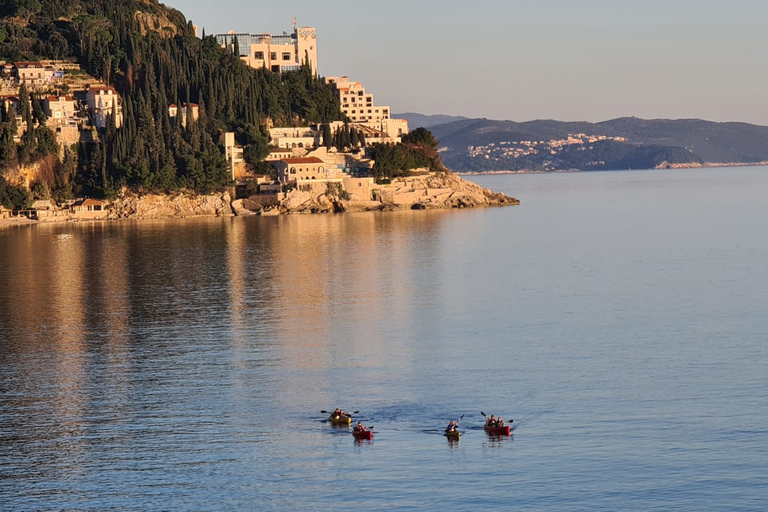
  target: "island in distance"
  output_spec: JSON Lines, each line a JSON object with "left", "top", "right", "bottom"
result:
{"left": 396, "top": 114, "right": 768, "bottom": 173}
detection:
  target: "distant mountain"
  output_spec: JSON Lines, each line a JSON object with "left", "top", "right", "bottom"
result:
{"left": 426, "top": 117, "right": 768, "bottom": 172}
{"left": 395, "top": 112, "right": 469, "bottom": 129}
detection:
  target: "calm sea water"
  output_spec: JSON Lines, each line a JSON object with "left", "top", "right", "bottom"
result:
{"left": 1, "top": 167, "right": 767, "bottom": 510}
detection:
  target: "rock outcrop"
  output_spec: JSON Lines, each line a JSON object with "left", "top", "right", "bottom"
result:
{"left": 108, "top": 192, "right": 233, "bottom": 220}
{"left": 369, "top": 172, "right": 519, "bottom": 210}
{"left": 235, "top": 172, "right": 518, "bottom": 216}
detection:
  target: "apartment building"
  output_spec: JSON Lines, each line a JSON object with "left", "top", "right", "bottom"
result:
{"left": 325, "top": 76, "right": 408, "bottom": 142}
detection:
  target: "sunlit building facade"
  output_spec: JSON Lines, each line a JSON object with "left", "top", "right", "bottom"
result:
{"left": 214, "top": 22, "right": 318, "bottom": 75}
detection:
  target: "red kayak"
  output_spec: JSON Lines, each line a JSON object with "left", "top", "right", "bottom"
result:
{"left": 352, "top": 429, "right": 372, "bottom": 440}
{"left": 484, "top": 424, "right": 511, "bottom": 436}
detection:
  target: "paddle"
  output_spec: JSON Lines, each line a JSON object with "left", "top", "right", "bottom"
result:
{"left": 445, "top": 414, "right": 464, "bottom": 433}
{"left": 321, "top": 410, "right": 360, "bottom": 415}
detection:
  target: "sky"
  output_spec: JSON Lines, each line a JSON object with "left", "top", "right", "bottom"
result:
{"left": 166, "top": 0, "right": 768, "bottom": 124}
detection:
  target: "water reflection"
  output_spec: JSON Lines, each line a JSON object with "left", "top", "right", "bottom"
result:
{"left": 1, "top": 211, "right": 455, "bottom": 438}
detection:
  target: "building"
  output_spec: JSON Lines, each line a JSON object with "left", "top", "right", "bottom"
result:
{"left": 221, "top": 132, "right": 245, "bottom": 180}
{"left": 43, "top": 95, "right": 77, "bottom": 126}
{"left": 275, "top": 157, "right": 343, "bottom": 184}
{"left": 269, "top": 126, "right": 321, "bottom": 149}
{"left": 266, "top": 148, "right": 296, "bottom": 161}
{"left": 325, "top": 76, "right": 408, "bottom": 141}
{"left": 85, "top": 85, "right": 123, "bottom": 129}
{"left": 214, "top": 20, "right": 318, "bottom": 75}
{"left": 14, "top": 62, "right": 46, "bottom": 87}
{"left": 70, "top": 198, "right": 105, "bottom": 215}
{"left": 169, "top": 102, "right": 199, "bottom": 127}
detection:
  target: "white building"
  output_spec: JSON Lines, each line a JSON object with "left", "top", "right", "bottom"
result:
{"left": 85, "top": 85, "right": 123, "bottom": 129}
{"left": 214, "top": 20, "right": 318, "bottom": 75}
{"left": 43, "top": 95, "right": 77, "bottom": 126}
{"left": 325, "top": 76, "right": 408, "bottom": 142}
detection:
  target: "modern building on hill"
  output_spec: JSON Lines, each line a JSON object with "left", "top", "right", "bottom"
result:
{"left": 214, "top": 20, "right": 317, "bottom": 75}
{"left": 325, "top": 76, "right": 408, "bottom": 142}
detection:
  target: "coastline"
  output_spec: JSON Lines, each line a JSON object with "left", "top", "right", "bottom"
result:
{"left": 1, "top": 172, "right": 519, "bottom": 227}
{"left": 454, "top": 161, "right": 768, "bottom": 176}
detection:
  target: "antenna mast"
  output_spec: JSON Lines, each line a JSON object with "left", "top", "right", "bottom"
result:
{"left": 292, "top": 17, "right": 297, "bottom": 31}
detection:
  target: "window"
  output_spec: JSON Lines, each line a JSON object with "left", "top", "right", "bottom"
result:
{"left": 271, "top": 65, "right": 280, "bottom": 72}
{"left": 290, "top": 168, "right": 296, "bottom": 174}
{"left": 282, "top": 52, "right": 291, "bottom": 60}
{"left": 255, "top": 51, "right": 264, "bottom": 59}
{"left": 271, "top": 52, "right": 277, "bottom": 60}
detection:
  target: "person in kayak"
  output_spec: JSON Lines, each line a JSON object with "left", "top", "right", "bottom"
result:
{"left": 486, "top": 415, "right": 496, "bottom": 427}
{"left": 331, "top": 408, "right": 341, "bottom": 419}
{"left": 496, "top": 417, "right": 505, "bottom": 427}
{"left": 446, "top": 420, "right": 457, "bottom": 432}
{"left": 354, "top": 422, "right": 367, "bottom": 432}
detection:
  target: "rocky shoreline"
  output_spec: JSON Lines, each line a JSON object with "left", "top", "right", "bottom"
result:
{"left": 1, "top": 172, "right": 518, "bottom": 226}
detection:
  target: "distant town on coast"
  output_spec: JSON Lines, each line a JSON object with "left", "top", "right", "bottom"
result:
{"left": 1, "top": 0, "right": 765, "bottom": 223}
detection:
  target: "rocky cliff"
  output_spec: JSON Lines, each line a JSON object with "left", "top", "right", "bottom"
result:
{"left": 108, "top": 192, "right": 233, "bottom": 219}
{"left": 239, "top": 172, "right": 519, "bottom": 215}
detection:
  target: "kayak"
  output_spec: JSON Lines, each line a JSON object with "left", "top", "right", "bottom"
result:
{"left": 444, "top": 430, "right": 461, "bottom": 440}
{"left": 484, "top": 424, "right": 511, "bottom": 436}
{"left": 329, "top": 415, "right": 352, "bottom": 425}
{"left": 352, "top": 429, "right": 372, "bottom": 440}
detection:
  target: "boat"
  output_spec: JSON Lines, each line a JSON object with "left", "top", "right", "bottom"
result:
{"left": 484, "top": 424, "right": 511, "bottom": 436}
{"left": 328, "top": 415, "right": 352, "bottom": 425}
{"left": 352, "top": 429, "right": 372, "bottom": 440}
{"left": 444, "top": 429, "right": 461, "bottom": 440}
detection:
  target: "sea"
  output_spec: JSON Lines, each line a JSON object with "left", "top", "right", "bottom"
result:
{"left": 1, "top": 166, "right": 767, "bottom": 511}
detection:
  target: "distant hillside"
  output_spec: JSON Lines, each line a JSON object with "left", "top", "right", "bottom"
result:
{"left": 395, "top": 112, "right": 469, "bottom": 129}
{"left": 427, "top": 117, "right": 768, "bottom": 172}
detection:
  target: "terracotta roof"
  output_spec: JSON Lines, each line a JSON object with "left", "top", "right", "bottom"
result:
{"left": 270, "top": 148, "right": 293, "bottom": 153}
{"left": 72, "top": 198, "right": 104, "bottom": 207}
{"left": 46, "top": 95, "right": 74, "bottom": 102}
{"left": 282, "top": 157, "right": 324, "bottom": 164}
{"left": 15, "top": 61, "right": 44, "bottom": 68}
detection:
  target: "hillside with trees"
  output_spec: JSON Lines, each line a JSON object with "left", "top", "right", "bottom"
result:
{"left": 0, "top": 0, "right": 345, "bottom": 203}
{"left": 428, "top": 117, "right": 768, "bottom": 172}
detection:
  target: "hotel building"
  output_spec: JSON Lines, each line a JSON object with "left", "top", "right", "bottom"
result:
{"left": 214, "top": 21, "right": 318, "bottom": 75}
{"left": 325, "top": 76, "right": 408, "bottom": 142}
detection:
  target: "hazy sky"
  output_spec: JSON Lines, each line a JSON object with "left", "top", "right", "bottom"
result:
{"left": 167, "top": 0, "right": 768, "bottom": 124}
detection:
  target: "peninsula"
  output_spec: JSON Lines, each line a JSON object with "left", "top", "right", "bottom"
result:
{"left": 0, "top": 0, "right": 516, "bottom": 222}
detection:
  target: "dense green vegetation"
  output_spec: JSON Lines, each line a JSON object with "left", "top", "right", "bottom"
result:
{"left": 0, "top": 0, "right": 344, "bottom": 197}
{"left": 0, "top": 173, "right": 30, "bottom": 209}
{"left": 367, "top": 127, "right": 445, "bottom": 182}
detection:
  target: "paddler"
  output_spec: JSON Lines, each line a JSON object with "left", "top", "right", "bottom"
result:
{"left": 354, "top": 422, "right": 367, "bottom": 432}
{"left": 445, "top": 420, "right": 457, "bottom": 432}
